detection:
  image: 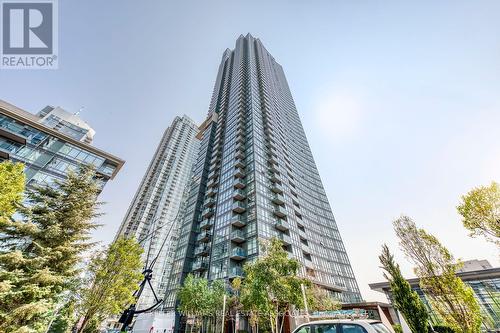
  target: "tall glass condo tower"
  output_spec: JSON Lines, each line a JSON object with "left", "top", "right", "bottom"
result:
{"left": 166, "top": 34, "right": 361, "bottom": 308}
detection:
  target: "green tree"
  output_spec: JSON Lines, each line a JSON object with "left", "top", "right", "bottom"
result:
{"left": 379, "top": 244, "right": 429, "bottom": 333}
{"left": 0, "top": 165, "right": 102, "bottom": 333}
{"left": 0, "top": 161, "right": 24, "bottom": 216}
{"left": 177, "top": 275, "right": 227, "bottom": 333}
{"left": 240, "top": 238, "right": 308, "bottom": 333}
{"left": 457, "top": 181, "right": 500, "bottom": 245}
{"left": 75, "top": 237, "right": 143, "bottom": 333}
{"left": 305, "top": 284, "right": 340, "bottom": 312}
{"left": 393, "top": 216, "right": 482, "bottom": 333}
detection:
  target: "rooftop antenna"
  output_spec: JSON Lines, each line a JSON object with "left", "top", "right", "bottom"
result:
{"left": 75, "top": 106, "right": 84, "bottom": 116}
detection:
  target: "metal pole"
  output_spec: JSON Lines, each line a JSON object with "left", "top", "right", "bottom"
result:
{"left": 301, "top": 284, "right": 309, "bottom": 322}
{"left": 221, "top": 294, "right": 227, "bottom": 333}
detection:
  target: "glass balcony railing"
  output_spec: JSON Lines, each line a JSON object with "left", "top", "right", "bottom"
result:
{"left": 274, "top": 219, "right": 289, "bottom": 231}
{"left": 199, "top": 218, "right": 214, "bottom": 230}
{"left": 270, "top": 183, "right": 283, "bottom": 193}
{"left": 234, "top": 167, "right": 245, "bottom": 178}
{"left": 233, "top": 179, "right": 246, "bottom": 189}
{"left": 202, "top": 208, "right": 215, "bottom": 218}
{"left": 232, "top": 201, "right": 246, "bottom": 214}
{"left": 276, "top": 233, "right": 291, "bottom": 245}
{"left": 229, "top": 266, "right": 244, "bottom": 279}
{"left": 192, "top": 260, "right": 208, "bottom": 271}
{"left": 231, "top": 215, "right": 246, "bottom": 227}
{"left": 197, "top": 231, "right": 212, "bottom": 243}
{"left": 273, "top": 205, "right": 287, "bottom": 218}
{"left": 230, "top": 230, "right": 246, "bottom": 243}
{"left": 233, "top": 189, "right": 246, "bottom": 201}
{"left": 194, "top": 245, "right": 210, "bottom": 256}
{"left": 272, "top": 193, "right": 285, "bottom": 205}
{"left": 230, "top": 247, "right": 247, "bottom": 260}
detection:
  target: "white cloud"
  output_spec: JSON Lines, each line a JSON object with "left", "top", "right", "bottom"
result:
{"left": 313, "top": 90, "right": 363, "bottom": 141}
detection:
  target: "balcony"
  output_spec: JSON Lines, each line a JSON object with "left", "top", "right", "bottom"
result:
{"left": 197, "top": 231, "right": 212, "bottom": 243}
{"left": 301, "top": 243, "right": 311, "bottom": 254}
{"left": 233, "top": 179, "right": 246, "bottom": 189}
{"left": 274, "top": 219, "right": 290, "bottom": 231}
{"left": 200, "top": 218, "right": 214, "bottom": 230}
{"left": 207, "top": 170, "right": 218, "bottom": 180}
{"left": 269, "top": 172, "right": 281, "bottom": 183}
{"left": 231, "top": 215, "right": 246, "bottom": 228}
{"left": 273, "top": 205, "right": 287, "bottom": 218}
{"left": 192, "top": 260, "right": 208, "bottom": 271}
{"left": 235, "top": 148, "right": 245, "bottom": 159}
{"left": 268, "top": 153, "right": 278, "bottom": 164}
{"left": 230, "top": 247, "right": 247, "bottom": 261}
{"left": 230, "top": 230, "right": 246, "bottom": 243}
{"left": 228, "top": 266, "right": 244, "bottom": 279}
{"left": 272, "top": 193, "right": 285, "bottom": 205}
{"left": 236, "top": 134, "right": 245, "bottom": 144}
{"left": 202, "top": 208, "right": 215, "bottom": 219}
{"left": 298, "top": 228, "right": 307, "bottom": 239}
{"left": 276, "top": 233, "right": 291, "bottom": 246}
{"left": 235, "top": 158, "right": 245, "bottom": 168}
{"left": 232, "top": 201, "right": 246, "bottom": 214}
{"left": 206, "top": 187, "right": 217, "bottom": 197}
{"left": 206, "top": 178, "right": 218, "bottom": 189}
{"left": 233, "top": 189, "right": 246, "bottom": 201}
{"left": 270, "top": 183, "right": 283, "bottom": 194}
{"left": 194, "top": 245, "right": 210, "bottom": 257}
{"left": 204, "top": 198, "right": 216, "bottom": 208}
{"left": 304, "top": 257, "right": 314, "bottom": 269}
{"left": 234, "top": 167, "right": 245, "bottom": 178}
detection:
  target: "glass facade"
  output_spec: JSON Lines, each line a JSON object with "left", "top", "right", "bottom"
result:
{"left": 117, "top": 115, "right": 199, "bottom": 310}
{"left": 165, "top": 34, "right": 362, "bottom": 309}
{"left": 0, "top": 101, "right": 122, "bottom": 190}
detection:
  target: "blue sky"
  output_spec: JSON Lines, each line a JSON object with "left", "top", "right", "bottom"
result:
{"left": 1, "top": 0, "right": 499, "bottom": 301}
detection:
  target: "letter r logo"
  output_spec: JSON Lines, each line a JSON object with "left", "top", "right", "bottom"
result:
{"left": 2, "top": 2, "right": 53, "bottom": 54}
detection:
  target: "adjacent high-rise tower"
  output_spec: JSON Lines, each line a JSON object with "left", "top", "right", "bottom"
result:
{"left": 117, "top": 115, "right": 199, "bottom": 309}
{"left": 166, "top": 34, "right": 361, "bottom": 308}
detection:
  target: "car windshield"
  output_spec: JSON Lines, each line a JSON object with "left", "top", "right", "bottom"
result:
{"left": 370, "top": 323, "right": 391, "bottom": 333}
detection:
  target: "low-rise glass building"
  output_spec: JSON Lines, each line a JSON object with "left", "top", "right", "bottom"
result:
{"left": 0, "top": 99, "right": 123, "bottom": 190}
{"left": 370, "top": 260, "right": 500, "bottom": 332}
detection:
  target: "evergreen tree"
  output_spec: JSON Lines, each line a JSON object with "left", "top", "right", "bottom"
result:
{"left": 0, "top": 165, "right": 102, "bottom": 332}
{"left": 394, "top": 216, "right": 482, "bottom": 333}
{"left": 379, "top": 244, "right": 429, "bottom": 333}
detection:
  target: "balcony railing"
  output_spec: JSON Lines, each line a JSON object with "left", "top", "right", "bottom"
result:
{"left": 233, "top": 179, "right": 246, "bottom": 189}
{"left": 204, "top": 198, "right": 216, "bottom": 207}
{"left": 272, "top": 193, "right": 285, "bottom": 205}
{"left": 230, "top": 247, "right": 247, "bottom": 260}
{"left": 231, "top": 215, "right": 246, "bottom": 228}
{"left": 274, "top": 219, "right": 289, "bottom": 231}
{"left": 200, "top": 218, "right": 214, "bottom": 230}
{"left": 192, "top": 260, "right": 208, "bottom": 271}
{"left": 270, "top": 183, "right": 283, "bottom": 194}
{"left": 230, "top": 230, "right": 246, "bottom": 243}
{"left": 232, "top": 201, "right": 246, "bottom": 214}
{"left": 194, "top": 245, "right": 210, "bottom": 256}
{"left": 202, "top": 208, "right": 215, "bottom": 219}
{"left": 273, "top": 205, "right": 287, "bottom": 218}
{"left": 229, "top": 266, "right": 244, "bottom": 279}
{"left": 197, "top": 231, "right": 212, "bottom": 243}
{"left": 276, "top": 233, "right": 291, "bottom": 245}
{"left": 233, "top": 189, "right": 246, "bottom": 201}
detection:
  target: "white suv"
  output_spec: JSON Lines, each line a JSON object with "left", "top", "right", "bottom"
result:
{"left": 292, "top": 319, "right": 393, "bottom": 333}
